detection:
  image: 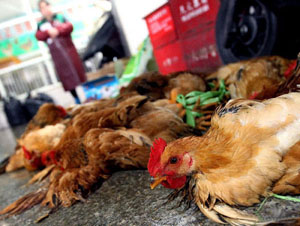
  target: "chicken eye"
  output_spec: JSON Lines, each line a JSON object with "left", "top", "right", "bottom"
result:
{"left": 169, "top": 157, "right": 178, "bottom": 164}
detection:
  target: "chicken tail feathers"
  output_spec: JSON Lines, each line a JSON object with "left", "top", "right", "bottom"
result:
{"left": 41, "top": 165, "right": 109, "bottom": 208}
{"left": 0, "top": 164, "right": 110, "bottom": 218}
{"left": 0, "top": 188, "right": 47, "bottom": 218}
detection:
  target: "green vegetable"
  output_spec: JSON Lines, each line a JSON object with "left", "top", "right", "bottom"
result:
{"left": 186, "top": 109, "right": 196, "bottom": 127}
{"left": 175, "top": 79, "right": 228, "bottom": 127}
{"left": 256, "top": 193, "right": 300, "bottom": 217}
{"left": 185, "top": 91, "right": 205, "bottom": 98}
{"left": 191, "top": 111, "right": 203, "bottom": 117}
{"left": 201, "top": 97, "right": 220, "bottom": 106}
{"left": 176, "top": 94, "right": 186, "bottom": 107}
{"left": 208, "top": 82, "right": 215, "bottom": 89}
{"left": 272, "top": 194, "right": 300, "bottom": 202}
{"left": 185, "top": 96, "right": 200, "bottom": 105}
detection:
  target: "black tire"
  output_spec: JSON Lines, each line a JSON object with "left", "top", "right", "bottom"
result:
{"left": 216, "top": 0, "right": 277, "bottom": 64}
{"left": 264, "top": 0, "right": 300, "bottom": 59}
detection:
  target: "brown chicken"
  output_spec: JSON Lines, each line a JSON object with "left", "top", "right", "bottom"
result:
{"left": 3, "top": 99, "right": 118, "bottom": 174}
{"left": 0, "top": 95, "right": 200, "bottom": 218}
{"left": 120, "top": 72, "right": 169, "bottom": 100}
{"left": 4, "top": 124, "right": 66, "bottom": 172}
{"left": 211, "top": 56, "right": 295, "bottom": 100}
{"left": 22, "top": 103, "right": 68, "bottom": 137}
{"left": 120, "top": 71, "right": 206, "bottom": 102}
{"left": 148, "top": 92, "right": 300, "bottom": 225}
{"left": 3, "top": 103, "right": 69, "bottom": 173}
{"left": 19, "top": 123, "right": 66, "bottom": 171}
{"left": 67, "top": 98, "right": 115, "bottom": 117}
{"left": 51, "top": 95, "right": 151, "bottom": 170}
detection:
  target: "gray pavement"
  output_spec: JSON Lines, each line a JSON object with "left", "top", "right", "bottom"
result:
{"left": 0, "top": 169, "right": 300, "bottom": 225}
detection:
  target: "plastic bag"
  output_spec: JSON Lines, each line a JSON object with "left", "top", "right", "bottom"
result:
{"left": 23, "top": 93, "right": 54, "bottom": 120}
{"left": 119, "top": 36, "right": 153, "bottom": 87}
{"left": 3, "top": 96, "right": 28, "bottom": 127}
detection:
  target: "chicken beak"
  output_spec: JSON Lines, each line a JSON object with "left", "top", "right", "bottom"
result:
{"left": 150, "top": 176, "right": 167, "bottom": 189}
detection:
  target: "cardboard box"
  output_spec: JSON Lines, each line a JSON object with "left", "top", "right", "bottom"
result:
{"left": 169, "top": 0, "right": 220, "bottom": 38}
{"left": 145, "top": 3, "right": 178, "bottom": 49}
{"left": 153, "top": 40, "right": 187, "bottom": 75}
{"left": 145, "top": 0, "right": 222, "bottom": 74}
{"left": 181, "top": 27, "right": 222, "bottom": 73}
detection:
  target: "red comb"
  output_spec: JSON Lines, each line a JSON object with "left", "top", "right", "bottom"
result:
{"left": 249, "top": 91, "right": 259, "bottom": 100}
{"left": 57, "top": 105, "right": 67, "bottom": 117}
{"left": 284, "top": 60, "right": 297, "bottom": 78}
{"left": 22, "top": 146, "right": 32, "bottom": 160}
{"left": 41, "top": 150, "right": 57, "bottom": 166}
{"left": 147, "top": 138, "right": 167, "bottom": 177}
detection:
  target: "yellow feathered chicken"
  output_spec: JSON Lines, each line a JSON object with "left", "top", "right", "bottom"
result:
{"left": 210, "top": 55, "right": 294, "bottom": 100}
{"left": 149, "top": 92, "right": 300, "bottom": 224}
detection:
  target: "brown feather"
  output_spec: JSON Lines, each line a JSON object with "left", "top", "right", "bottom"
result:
{"left": 0, "top": 189, "right": 46, "bottom": 218}
{"left": 120, "top": 71, "right": 206, "bottom": 100}
{"left": 214, "top": 55, "right": 292, "bottom": 99}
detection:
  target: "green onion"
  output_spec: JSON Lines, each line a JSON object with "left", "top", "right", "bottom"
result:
{"left": 185, "top": 105, "right": 195, "bottom": 111}
{"left": 191, "top": 111, "right": 203, "bottom": 117}
{"left": 199, "top": 91, "right": 220, "bottom": 102}
{"left": 208, "top": 82, "right": 215, "bottom": 89}
{"left": 186, "top": 109, "right": 196, "bottom": 127}
{"left": 201, "top": 97, "right": 220, "bottom": 106}
{"left": 176, "top": 94, "right": 186, "bottom": 107}
{"left": 175, "top": 79, "right": 228, "bottom": 127}
{"left": 186, "top": 91, "right": 205, "bottom": 98}
{"left": 255, "top": 196, "right": 268, "bottom": 214}
{"left": 219, "top": 79, "right": 226, "bottom": 90}
{"left": 272, "top": 194, "right": 300, "bottom": 202}
{"left": 186, "top": 96, "right": 201, "bottom": 105}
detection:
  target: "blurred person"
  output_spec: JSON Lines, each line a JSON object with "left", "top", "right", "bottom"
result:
{"left": 35, "top": 0, "right": 86, "bottom": 104}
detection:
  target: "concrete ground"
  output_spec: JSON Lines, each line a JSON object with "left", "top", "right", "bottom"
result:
{"left": 0, "top": 84, "right": 300, "bottom": 225}
{"left": 0, "top": 169, "right": 300, "bottom": 226}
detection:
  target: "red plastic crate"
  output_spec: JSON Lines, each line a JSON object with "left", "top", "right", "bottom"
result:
{"left": 181, "top": 27, "right": 222, "bottom": 73}
{"left": 153, "top": 40, "right": 187, "bottom": 75}
{"left": 145, "top": 3, "right": 178, "bottom": 49}
{"left": 169, "top": 0, "right": 220, "bottom": 38}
